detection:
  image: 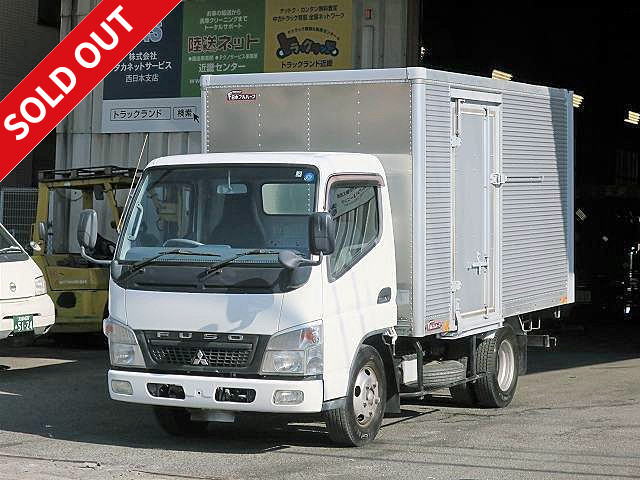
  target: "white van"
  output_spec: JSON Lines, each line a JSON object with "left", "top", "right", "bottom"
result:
{"left": 0, "top": 223, "right": 55, "bottom": 343}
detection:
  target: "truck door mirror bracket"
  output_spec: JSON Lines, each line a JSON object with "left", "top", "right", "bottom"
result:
{"left": 278, "top": 250, "right": 323, "bottom": 269}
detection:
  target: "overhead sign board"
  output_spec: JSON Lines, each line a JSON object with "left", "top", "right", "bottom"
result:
{"left": 101, "top": 0, "right": 352, "bottom": 134}
{"left": 264, "top": 0, "right": 352, "bottom": 72}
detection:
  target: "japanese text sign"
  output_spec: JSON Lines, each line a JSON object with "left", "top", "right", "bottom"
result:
{"left": 0, "top": 0, "right": 181, "bottom": 182}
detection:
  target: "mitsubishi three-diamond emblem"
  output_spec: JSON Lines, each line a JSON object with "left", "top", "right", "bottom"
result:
{"left": 192, "top": 350, "right": 209, "bottom": 366}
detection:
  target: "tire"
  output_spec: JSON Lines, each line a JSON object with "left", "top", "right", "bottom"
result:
{"left": 325, "top": 345, "right": 386, "bottom": 447}
{"left": 450, "top": 382, "right": 477, "bottom": 406}
{"left": 473, "top": 327, "right": 519, "bottom": 408}
{"left": 422, "top": 360, "right": 466, "bottom": 389}
{"left": 153, "top": 407, "right": 208, "bottom": 436}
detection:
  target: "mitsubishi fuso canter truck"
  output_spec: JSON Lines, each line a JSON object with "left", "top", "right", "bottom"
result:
{"left": 78, "top": 68, "right": 574, "bottom": 446}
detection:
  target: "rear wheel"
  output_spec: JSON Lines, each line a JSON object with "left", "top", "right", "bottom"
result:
{"left": 153, "top": 407, "right": 208, "bottom": 436}
{"left": 473, "top": 327, "right": 519, "bottom": 407}
{"left": 325, "top": 345, "right": 386, "bottom": 446}
{"left": 450, "top": 382, "right": 477, "bottom": 406}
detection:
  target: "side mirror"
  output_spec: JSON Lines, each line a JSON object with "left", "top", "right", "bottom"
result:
{"left": 77, "top": 209, "right": 111, "bottom": 266}
{"left": 309, "top": 212, "right": 336, "bottom": 256}
{"left": 29, "top": 241, "right": 42, "bottom": 252}
{"left": 278, "top": 212, "right": 336, "bottom": 270}
{"left": 77, "top": 209, "right": 98, "bottom": 250}
{"left": 38, "top": 222, "right": 47, "bottom": 241}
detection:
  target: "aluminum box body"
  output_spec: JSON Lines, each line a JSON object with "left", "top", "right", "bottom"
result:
{"left": 200, "top": 68, "right": 574, "bottom": 337}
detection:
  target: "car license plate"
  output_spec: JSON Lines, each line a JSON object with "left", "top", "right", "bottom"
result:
{"left": 13, "top": 315, "right": 34, "bottom": 333}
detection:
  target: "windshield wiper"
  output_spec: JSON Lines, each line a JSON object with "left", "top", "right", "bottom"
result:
{"left": 121, "top": 249, "right": 221, "bottom": 281}
{"left": 198, "top": 249, "right": 280, "bottom": 281}
{"left": 0, "top": 246, "right": 23, "bottom": 254}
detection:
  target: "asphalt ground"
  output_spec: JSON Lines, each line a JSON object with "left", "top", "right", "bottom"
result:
{"left": 1, "top": 327, "right": 639, "bottom": 480}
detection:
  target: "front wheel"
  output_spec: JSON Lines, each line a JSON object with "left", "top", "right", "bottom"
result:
{"left": 325, "top": 345, "right": 386, "bottom": 446}
{"left": 153, "top": 407, "right": 208, "bottom": 436}
{"left": 473, "top": 327, "right": 519, "bottom": 408}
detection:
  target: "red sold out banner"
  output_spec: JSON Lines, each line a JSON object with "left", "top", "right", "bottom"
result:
{"left": 0, "top": 0, "right": 181, "bottom": 182}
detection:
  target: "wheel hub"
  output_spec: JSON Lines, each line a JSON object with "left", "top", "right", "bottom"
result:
{"left": 352, "top": 365, "right": 380, "bottom": 426}
{"left": 496, "top": 339, "right": 515, "bottom": 391}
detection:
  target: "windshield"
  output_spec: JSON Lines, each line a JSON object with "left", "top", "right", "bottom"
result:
{"left": 116, "top": 165, "right": 318, "bottom": 264}
{"left": 0, "top": 224, "right": 22, "bottom": 251}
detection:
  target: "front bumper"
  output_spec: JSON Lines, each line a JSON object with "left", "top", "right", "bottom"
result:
{"left": 108, "top": 370, "right": 324, "bottom": 413}
{"left": 0, "top": 294, "right": 55, "bottom": 340}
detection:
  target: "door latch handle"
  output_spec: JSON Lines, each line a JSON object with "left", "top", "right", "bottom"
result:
{"left": 377, "top": 287, "right": 392, "bottom": 304}
{"left": 468, "top": 252, "right": 489, "bottom": 275}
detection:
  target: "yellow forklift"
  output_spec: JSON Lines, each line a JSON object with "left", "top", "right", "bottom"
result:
{"left": 31, "top": 166, "right": 138, "bottom": 335}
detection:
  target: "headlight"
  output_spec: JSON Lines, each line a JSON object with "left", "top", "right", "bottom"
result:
{"left": 261, "top": 322, "right": 323, "bottom": 376}
{"left": 103, "top": 318, "right": 145, "bottom": 368}
{"left": 34, "top": 276, "right": 47, "bottom": 296}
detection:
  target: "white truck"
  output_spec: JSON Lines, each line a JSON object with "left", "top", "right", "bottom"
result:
{"left": 0, "top": 223, "right": 55, "bottom": 344}
{"left": 78, "top": 68, "right": 574, "bottom": 446}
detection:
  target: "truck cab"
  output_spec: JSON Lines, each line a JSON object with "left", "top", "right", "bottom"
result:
{"left": 83, "top": 153, "right": 397, "bottom": 444}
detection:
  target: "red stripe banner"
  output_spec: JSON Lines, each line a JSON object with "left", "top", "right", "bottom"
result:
{"left": 0, "top": 0, "right": 181, "bottom": 182}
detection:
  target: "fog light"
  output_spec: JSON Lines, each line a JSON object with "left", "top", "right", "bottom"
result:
{"left": 111, "top": 380, "right": 133, "bottom": 395}
{"left": 273, "top": 390, "right": 304, "bottom": 405}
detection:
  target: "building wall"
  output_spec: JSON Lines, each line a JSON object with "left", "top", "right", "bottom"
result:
{"left": 57, "top": 0, "right": 409, "bottom": 172}
{"left": 0, "top": 0, "right": 59, "bottom": 186}
{"left": 56, "top": 0, "right": 411, "bottom": 250}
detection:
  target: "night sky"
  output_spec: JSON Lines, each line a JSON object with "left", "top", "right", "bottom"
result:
{"left": 421, "top": 7, "right": 640, "bottom": 187}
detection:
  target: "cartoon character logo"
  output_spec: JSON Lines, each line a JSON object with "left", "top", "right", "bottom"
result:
{"left": 276, "top": 32, "right": 339, "bottom": 59}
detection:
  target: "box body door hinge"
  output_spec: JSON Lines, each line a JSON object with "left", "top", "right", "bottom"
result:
{"left": 490, "top": 172, "right": 507, "bottom": 187}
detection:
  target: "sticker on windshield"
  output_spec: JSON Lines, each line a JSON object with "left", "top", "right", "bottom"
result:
{"left": 303, "top": 172, "right": 315, "bottom": 183}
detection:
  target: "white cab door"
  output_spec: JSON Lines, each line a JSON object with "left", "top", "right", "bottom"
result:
{"left": 322, "top": 176, "right": 396, "bottom": 401}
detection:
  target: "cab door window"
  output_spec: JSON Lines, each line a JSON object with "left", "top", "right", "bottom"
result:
{"left": 327, "top": 183, "right": 380, "bottom": 280}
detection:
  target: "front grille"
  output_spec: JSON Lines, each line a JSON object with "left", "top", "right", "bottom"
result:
{"left": 141, "top": 331, "right": 263, "bottom": 372}
{"left": 149, "top": 345, "right": 252, "bottom": 369}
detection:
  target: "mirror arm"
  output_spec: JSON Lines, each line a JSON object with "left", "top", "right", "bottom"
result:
{"left": 80, "top": 246, "right": 112, "bottom": 266}
{"left": 300, "top": 252, "right": 323, "bottom": 267}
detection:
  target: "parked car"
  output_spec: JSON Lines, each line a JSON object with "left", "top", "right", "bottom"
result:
{"left": 0, "top": 223, "right": 55, "bottom": 345}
